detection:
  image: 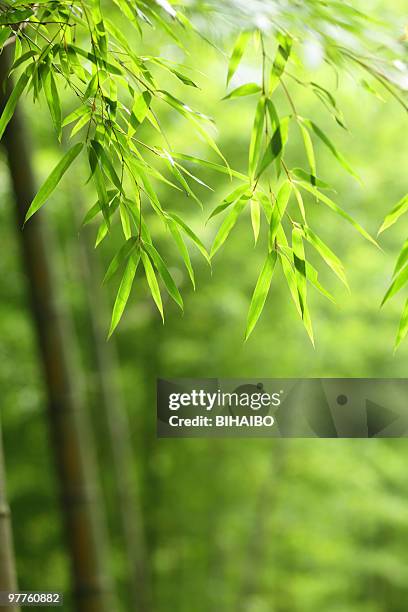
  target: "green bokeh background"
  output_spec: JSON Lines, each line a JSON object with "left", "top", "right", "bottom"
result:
{"left": 1, "top": 2, "right": 408, "bottom": 610}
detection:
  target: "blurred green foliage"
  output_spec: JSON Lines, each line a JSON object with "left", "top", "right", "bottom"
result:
{"left": 1, "top": 0, "right": 408, "bottom": 610}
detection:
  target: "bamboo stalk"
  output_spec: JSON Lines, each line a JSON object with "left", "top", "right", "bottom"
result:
{"left": 0, "top": 47, "right": 115, "bottom": 612}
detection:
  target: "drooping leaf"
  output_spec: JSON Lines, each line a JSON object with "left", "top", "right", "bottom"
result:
{"left": 227, "top": 31, "right": 251, "bottom": 85}
{"left": 207, "top": 184, "right": 250, "bottom": 222}
{"left": 393, "top": 238, "right": 408, "bottom": 278}
{"left": 292, "top": 168, "right": 333, "bottom": 190}
{"left": 297, "top": 181, "right": 379, "bottom": 247}
{"left": 394, "top": 298, "right": 408, "bottom": 351}
{"left": 109, "top": 251, "right": 140, "bottom": 337}
{"left": 250, "top": 199, "right": 261, "bottom": 245}
{"left": 43, "top": 69, "right": 61, "bottom": 140}
{"left": 25, "top": 143, "right": 84, "bottom": 223}
{"left": 223, "top": 83, "right": 262, "bottom": 100}
{"left": 248, "top": 96, "right": 266, "bottom": 178}
{"left": 245, "top": 250, "right": 278, "bottom": 340}
{"left": 292, "top": 226, "right": 314, "bottom": 345}
{"left": 143, "top": 242, "right": 183, "bottom": 310}
{"left": 302, "top": 225, "right": 349, "bottom": 289}
{"left": 269, "top": 34, "right": 292, "bottom": 95}
{"left": 166, "top": 212, "right": 210, "bottom": 264}
{"left": 257, "top": 116, "right": 290, "bottom": 178}
{"left": 0, "top": 70, "right": 29, "bottom": 140}
{"left": 268, "top": 181, "right": 292, "bottom": 250}
{"left": 299, "top": 117, "right": 360, "bottom": 181}
{"left": 141, "top": 249, "right": 164, "bottom": 320}
{"left": 210, "top": 197, "right": 247, "bottom": 258}
{"left": 167, "top": 218, "right": 195, "bottom": 288}
{"left": 381, "top": 264, "right": 408, "bottom": 307}
{"left": 378, "top": 194, "right": 408, "bottom": 234}
{"left": 103, "top": 237, "right": 138, "bottom": 284}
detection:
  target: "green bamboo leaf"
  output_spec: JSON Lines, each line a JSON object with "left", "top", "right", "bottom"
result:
{"left": 143, "top": 242, "right": 183, "bottom": 310}
{"left": 0, "top": 26, "right": 11, "bottom": 49}
{"left": 227, "top": 31, "right": 251, "bottom": 85}
{"left": 0, "top": 70, "right": 29, "bottom": 140}
{"left": 382, "top": 264, "right": 408, "bottom": 307}
{"left": 269, "top": 181, "right": 292, "bottom": 250}
{"left": 245, "top": 250, "right": 278, "bottom": 340}
{"left": 292, "top": 226, "right": 314, "bottom": 345}
{"left": 292, "top": 168, "right": 333, "bottom": 190}
{"left": 302, "top": 225, "right": 349, "bottom": 289}
{"left": 108, "top": 252, "right": 140, "bottom": 337}
{"left": 297, "top": 181, "right": 379, "bottom": 248}
{"left": 299, "top": 118, "right": 360, "bottom": 181}
{"left": 223, "top": 83, "right": 262, "bottom": 100}
{"left": 257, "top": 116, "right": 290, "bottom": 178}
{"left": 393, "top": 238, "right": 408, "bottom": 278}
{"left": 129, "top": 91, "right": 152, "bottom": 132}
{"left": 103, "top": 238, "right": 138, "bottom": 285}
{"left": 141, "top": 250, "right": 164, "bottom": 320}
{"left": 394, "top": 298, "right": 408, "bottom": 351}
{"left": 25, "top": 143, "right": 83, "bottom": 223}
{"left": 207, "top": 184, "right": 250, "bottom": 222}
{"left": 62, "top": 105, "right": 91, "bottom": 127}
{"left": 171, "top": 153, "right": 247, "bottom": 180}
{"left": 292, "top": 185, "right": 306, "bottom": 223}
{"left": 210, "top": 198, "right": 247, "bottom": 258}
{"left": 167, "top": 218, "right": 195, "bottom": 289}
{"left": 248, "top": 96, "right": 266, "bottom": 178}
{"left": 43, "top": 69, "right": 61, "bottom": 140}
{"left": 250, "top": 199, "right": 261, "bottom": 245}
{"left": 378, "top": 194, "right": 408, "bottom": 234}
{"left": 269, "top": 34, "right": 292, "bottom": 95}
{"left": 298, "top": 122, "right": 316, "bottom": 177}
{"left": 166, "top": 212, "right": 210, "bottom": 264}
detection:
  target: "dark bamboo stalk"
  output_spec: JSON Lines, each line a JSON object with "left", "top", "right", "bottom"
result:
{"left": 0, "top": 420, "right": 20, "bottom": 612}
{"left": 71, "top": 209, "right": 152, "bottom": 611}
{"left": 0, "top": 47, "right": 114, "bottom": 612}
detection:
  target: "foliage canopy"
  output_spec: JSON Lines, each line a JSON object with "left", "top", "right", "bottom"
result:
{"left": 0, "top": 0, "right": 407, "bottom": 344}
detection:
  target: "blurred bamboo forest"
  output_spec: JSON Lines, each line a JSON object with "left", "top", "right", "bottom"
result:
{"left": 1, "top": 0, "right": 408, "bottom": 611}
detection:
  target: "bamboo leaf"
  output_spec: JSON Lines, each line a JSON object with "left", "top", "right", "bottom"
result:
{"left": 378, "top": 194, "right": 408, "bottom": 234}
{"left": 103, "top": 238, "right": 138, "bottom": 284}
{"left": 245, "top": 250, "right": 278, "bottom": 340}
{"left": 381, "top": 264, "right": 408, "bottom": 307}
{"left": 171, "top": 153, "right": 247, "bottom": 180}
{"left": 0, "top": 70, "right": 29, "bottom": 140}
{"left": 292, "top": 168, "right": 333, "bottom": 190}
{"left": 210, "top": 198, "right": 247, "bottom": 258}
{"left": 394, "top": 298, "right": 408, "bottom": 351}
{"left": 302, "top": 225, "right": 349, "bottom": 289}
{"left": 250, "top": 199, "right": 261, "bottom": 245}
{"left": 292, "top": 226, "right": 314, "bottom": 345}
{"left": 227, "top": 31, "right": 251, "bottom": 85}
{"left": 223, "top": 83, "right": 262, "bottom": 100}
{"left": 257, "top": 116, "right": 290, "bottom": 178}
{"left": 109, "top": 252, "right": 140, "bottom": 337}
{"left": 300, "top": 117, "right": 360, "bottom": 181}
{"left": 393, "top": 238, "right": 408, "bottom": 278}
{"left": 248, "top": 96, "right": 266, "bottom": 178}
{"left": 141, "top": 250, "right": 164, "bottom": 320}
{"left": 269, "top": 181, "right": 292, "bottom": 250}
{"left": 25, "top": 143, "right": 83, "bottom": 223}
{"left": 143, "top": 242, "right": 183, "bottom": 310}
{"left": 269, "top": 34, "right": 292, "bottom": 95}
{"left": 43, "top": 69, "right": 62, "bottom": 140}
{"left": 207, "top": 184, "right": 250, "bottom": 222}
{"left": 297, "top": 181, "right": 379, "bottom": 248}
{"left": 167, "top": 218, "right": 195, "bottom": 289}
{"left": 166, "top": 212, "right": 210, "bottom": 264}
{"left": 298, "top": 122, "right": 316, "bottom": 177}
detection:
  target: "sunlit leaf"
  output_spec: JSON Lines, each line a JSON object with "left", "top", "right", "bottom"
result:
{"left": 0, "top": 70, "right": 29, "bottom": 140}
{"left": 227, "top": 30, "right": 251, "bottom": 85}
{"left": 378, "top": 194, "right": 408, "bottom": 234}
{"left": 141, "top": 249, "right": 164, "bottom": 320}
{"left": 109, "top": 251, "right": 140, "bottom": 337}
{"left": 394, "top": 298, "right": 408, "bottom": 351}
{"left": 223, "top": 83, "right": 262, "bottom": 100}
{"left": 245, "top": 250, "right": 278, "bottom": 340}
{"left": 25, "top": 143, "right": 83, "bottom": 223}
{"left": 210, "top": 197, "right": 247, "bottom": 258}
{"left": 382, "top": 264, "right": 408, "bottom": 307}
